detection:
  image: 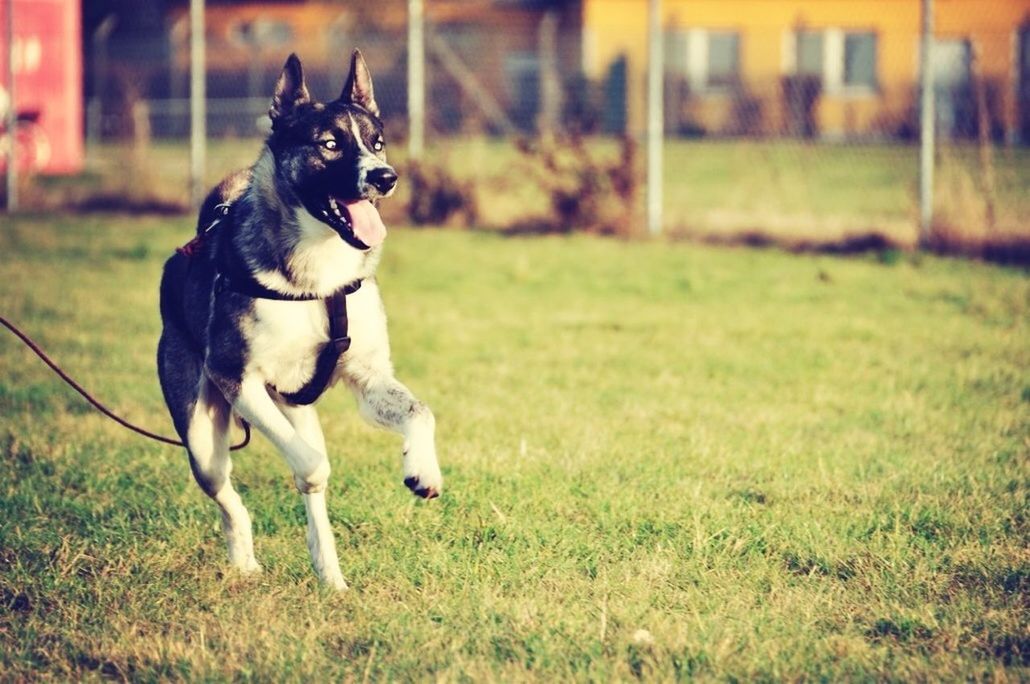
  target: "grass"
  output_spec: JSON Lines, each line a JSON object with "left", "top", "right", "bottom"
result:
{"left": 1, "top": 214, "right": 1028, "bottom": 680}
{"left": 31, "top": 136, "right": 1030, "bottom": 243}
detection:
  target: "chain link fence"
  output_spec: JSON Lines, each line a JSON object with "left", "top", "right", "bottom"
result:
{"left": 61, "top": 1, "right": 1030, "bottom": 252}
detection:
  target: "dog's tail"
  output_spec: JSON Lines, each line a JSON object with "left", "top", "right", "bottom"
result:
{"left": 196, "top": 168, "right": 252, "bottom": 235}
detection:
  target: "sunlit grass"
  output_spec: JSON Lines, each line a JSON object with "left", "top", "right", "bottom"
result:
{"left": 0, "top": 215, "right": 1027, "bottom": 679}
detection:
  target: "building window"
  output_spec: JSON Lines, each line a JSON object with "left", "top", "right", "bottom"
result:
{"left": 843, "top": 32, "right": 877, "bottom": 88}
{"left": 706, "top": 32, "right": 741, "bottom": 89}
{"left": 666, "top": 29, "right": 742, "bottom": 93}
{"left": 796, "top": 31, "right": 823, "bottom": 78}
{"left": 788, "top": 29, "right": 877, "bottom": 94}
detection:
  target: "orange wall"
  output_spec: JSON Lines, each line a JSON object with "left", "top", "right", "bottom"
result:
{"left": 584, "top": 0, "right": 1030, "bottom": 137}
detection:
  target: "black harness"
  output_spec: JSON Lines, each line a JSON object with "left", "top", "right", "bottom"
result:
{"left": 179, "top": 203, "right": 362, "bottom": 406}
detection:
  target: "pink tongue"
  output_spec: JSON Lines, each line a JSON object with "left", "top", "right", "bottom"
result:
{"left": 344, "top": 199, "right": 387, "bottom": 247}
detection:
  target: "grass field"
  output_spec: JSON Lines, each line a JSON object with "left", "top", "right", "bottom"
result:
{"left": 0, "top": 214, "right": 1027, "bottom": 680}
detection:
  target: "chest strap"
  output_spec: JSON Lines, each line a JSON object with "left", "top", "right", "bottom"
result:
{"left": 278, "top": 279, "right": 362, "bottom": 406}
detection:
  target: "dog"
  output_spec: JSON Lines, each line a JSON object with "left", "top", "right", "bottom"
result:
{"left": 157, "top": 50, "right": 442, "bottom": 590}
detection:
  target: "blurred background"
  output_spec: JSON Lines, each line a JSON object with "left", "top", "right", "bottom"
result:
{"left": 2, "top": 0, "right": 1029, "bottom": 259}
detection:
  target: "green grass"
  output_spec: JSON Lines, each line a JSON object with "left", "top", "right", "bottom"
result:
{"left": 1, "top": 215, "right": 1028, "bottom": 680}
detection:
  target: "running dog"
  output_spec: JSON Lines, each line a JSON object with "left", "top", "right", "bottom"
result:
{"left": 157, "top": 50, "right": 442, "bottom": 590}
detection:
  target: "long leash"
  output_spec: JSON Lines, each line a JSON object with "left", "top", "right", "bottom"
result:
{"left": 0, "top": 314, "right": 250, "bottom": 451}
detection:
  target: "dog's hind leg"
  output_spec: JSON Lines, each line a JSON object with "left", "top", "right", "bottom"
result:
{"left": 276, "top": 401, "right": 347, "bottom": 591}
{"left": 160, "top": 330, "right": 260, "bottom": 574}
{"left": 186, "top": 378, "right": 261, "bottom": 574}
{"left": 346, "top": 370, "right": 443, "bottom": 500}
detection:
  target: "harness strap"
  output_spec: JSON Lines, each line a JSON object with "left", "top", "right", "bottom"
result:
{"left": 279, "top": 279, "right": 362, "bottom": 406}
{"left": 214, "top": 272, "right": 324, "bottom": 302}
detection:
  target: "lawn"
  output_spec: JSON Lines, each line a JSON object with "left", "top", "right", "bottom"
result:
{"left": 0, "top": 214, "right": 1027, "bottom": 680}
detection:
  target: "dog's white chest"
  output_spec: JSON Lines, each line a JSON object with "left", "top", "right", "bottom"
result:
{"left": 245, "top": 283, "right": 389, "bottom": 394}
{"left": 248, "top": 299, "right": 328, "bottom": 393}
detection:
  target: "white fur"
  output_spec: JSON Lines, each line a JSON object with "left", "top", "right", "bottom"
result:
{"left": 348, "top": 114, "right": 394, "bottom": 198}
{"left": 279, "top": 402, "right": 347, "bottom": 590}
{"left": 187, "top": 378, "right": 260, "bottom": 573}
{"left": 252, "top": 209, "right": 380, "bottom": 298}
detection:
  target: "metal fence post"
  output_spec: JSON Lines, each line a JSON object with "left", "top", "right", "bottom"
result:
{"left": 407, "top": 0, "right": 424, "bottom": 161}
{"left": 5, "top": 0, "right": 17, "bottom": 212}
{"left": 88, "top": 15, "right": 116, "bottom": 152}
{"left": 918, "top": 0, "right": 935, "bottom": 245}
{"left": 646, "top": 0, "right": 663, "bottom": 236}
{"left": 189, "top": 0, "right": 206, "bottom": 208}
{"left": 538, "top": 11, "right": 560, "bottom": 142}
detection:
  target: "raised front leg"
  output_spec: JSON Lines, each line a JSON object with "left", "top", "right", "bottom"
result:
{"left": 349, "top": 374, "right": 443, "bottom": 499}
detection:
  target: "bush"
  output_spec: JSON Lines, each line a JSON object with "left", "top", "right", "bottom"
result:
{"left": 512, "top": 134, "right": 639, "bottom": 236}
{"left": 404, "top": 160, "right": 478, "bottom": 227}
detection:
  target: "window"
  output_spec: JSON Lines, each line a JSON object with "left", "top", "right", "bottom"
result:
{"left": 665, "top": 29, "right": 742, "bottom": 93}
{"left": 706, "top": 32, "right": 740, "bottom": 88}
{"left": 796, "top": 31, "right": 823, "bottom": 78}
{"left": 843, "top": 32, "right": 877, "bottom": 88}
{"left": 789, "top": 29, "right": 877, "bottom": 93}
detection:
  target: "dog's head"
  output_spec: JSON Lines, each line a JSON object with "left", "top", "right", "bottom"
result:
{"left": 266, "top": 50, "right": 395, "bottom": 251}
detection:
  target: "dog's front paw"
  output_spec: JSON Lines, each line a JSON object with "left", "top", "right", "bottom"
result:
{"left": 404, "top": 475, "right": 441, "bottom": 499}
{"left": 402, "top": 445, "right": 442, "bottom": 499}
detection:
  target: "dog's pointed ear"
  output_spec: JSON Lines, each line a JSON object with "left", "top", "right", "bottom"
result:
{"left": 270, "top": 53, "right": 310, "bottom": 125}
{"left": 340, "top": 49, "right": 379, "bottom": 116}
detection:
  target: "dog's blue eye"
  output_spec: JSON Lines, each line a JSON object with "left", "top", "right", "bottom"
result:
{"left": 322, "top": 139, "right": 338, "bottom": 151}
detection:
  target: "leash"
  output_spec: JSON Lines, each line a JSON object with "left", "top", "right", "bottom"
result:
{"left": 0, "top": 314, "right": 251, "bottom": 451}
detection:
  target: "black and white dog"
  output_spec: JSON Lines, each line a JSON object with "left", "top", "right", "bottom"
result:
{"left": 157, "top": 51, "right": 442, "bottom": 590}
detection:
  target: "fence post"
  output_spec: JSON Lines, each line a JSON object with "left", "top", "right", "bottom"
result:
{"left": 646, "top": 0, "right": 663, "bottom": 236}
{"left": 918, "top": 0, "right": 934, "bottom": 245}
{"left": 189, "top": 0, "right": 206, "bottom": 208}
{"left": 538, "top": 11, "right": 560, "bottom": 142}
{"left": 88, "top": 15, "right": 117, "bottom": 152}
{"left": 407, "top": 0, "right": 424, "bottom": 161}
{"left": 5, "top": 0, "right": 16, "bottom": 212}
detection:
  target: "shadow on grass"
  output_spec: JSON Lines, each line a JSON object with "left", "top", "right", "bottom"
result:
{"left": 71, "top": 194, "right": 188, "bottom": 216}
{"left": 688, "top": 230, "right": 1030, "bottom": 268}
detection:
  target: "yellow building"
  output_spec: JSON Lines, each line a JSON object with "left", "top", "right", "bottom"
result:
{"left": 582, "top": 0, "right": 1030, "bottom": 140}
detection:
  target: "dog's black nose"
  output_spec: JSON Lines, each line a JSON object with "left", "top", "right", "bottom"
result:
{"left": 367, "top": 167, "right": 398, "bottom": 194}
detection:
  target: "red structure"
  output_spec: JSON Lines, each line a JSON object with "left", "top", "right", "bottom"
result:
{"left": 0, "top": 0, "right": 82, "bottom": 174}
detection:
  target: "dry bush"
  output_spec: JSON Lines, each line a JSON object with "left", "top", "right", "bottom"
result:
{"left": 403, "top": 160, "right": 478, "bottom": 227}
{"left": 511, "top": 134, "right": 639, "bottom": 236}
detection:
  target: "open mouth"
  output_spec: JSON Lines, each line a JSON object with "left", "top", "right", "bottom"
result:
{"left": 309, "top": 194, "right": 388, "bottom": 250}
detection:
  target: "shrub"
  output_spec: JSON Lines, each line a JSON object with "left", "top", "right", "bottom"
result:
{"left": 512, "top": 134, "right": 639, "bottom": 236}
{"left": 404, "top": 160, "right": 478, "bottom": 227}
